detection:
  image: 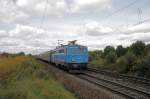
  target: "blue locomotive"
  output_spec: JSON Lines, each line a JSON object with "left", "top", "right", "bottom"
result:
{"left": 39, "top": 40, "right": 88, "bottom": 72}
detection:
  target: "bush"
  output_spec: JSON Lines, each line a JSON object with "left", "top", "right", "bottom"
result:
{"left": 116, "top": 52, "right": 136, "bottom": 73}
{"left": 88, "top": 58, "right": 105, "bottom": 69}
{"left": 145, "top": 51, "right": 150, "bottom": 60}
{"left": 136, "top": 59, "right": 150, "bottom": 78}
{"left": 144, "top": 44, "right": 150, "bottom": 55}
{"left": 104, "top": 46, "right": 115, "bottom": 57}
{"left": 130, "top": 41, "right": 145, "bottom": 56}
{"left": 116, "top": 56, "right": 126, "bottom": 72}
{"left": 116, "top": 45, "right": 127, "bottom": 57}
{"left": 89, "top": 41, "right": 150, "bottom": 78}
{"left": 123, "top": 52, "right": 136, "bottom": 72}
{"left": 89, "top": 50, "right": 104, "bottom": 60}
{"left": 105, "top": 51, "right": 117, "bottom": 64}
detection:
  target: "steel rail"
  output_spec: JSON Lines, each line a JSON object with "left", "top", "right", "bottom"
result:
{"left": 87, "top": 68, "right": 150, "bottom": 85}
{"left": 84, "top": 73, "right": 150, "bottom": 98}
{"left": 77, "top": 75, "right": 137, "bottom": 99}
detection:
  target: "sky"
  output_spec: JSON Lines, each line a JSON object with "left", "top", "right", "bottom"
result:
{"left": 0, "top": 0, "right": 150, "bottom": 54}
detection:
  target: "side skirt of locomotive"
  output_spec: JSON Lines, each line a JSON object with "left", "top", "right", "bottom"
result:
{"left": 63, "top": 63, "right": 87, "bottom": 73}
{"left": 50, "top": 60, "right": 87, "bottom": 73}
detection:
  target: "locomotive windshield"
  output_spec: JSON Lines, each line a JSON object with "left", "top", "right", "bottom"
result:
{"left": 68, "top": 46, "right": 87, "bottom": 54}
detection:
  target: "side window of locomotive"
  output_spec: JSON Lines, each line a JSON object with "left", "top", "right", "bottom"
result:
{"left": 65, "top": 48, "right": 67, "bottom": 54}
{"left": 80, "top": 47, "right": 87, "bottom": 53}
{"left": 56, "top": 50, "right": 58, "bottom": 54}
{"left": 53, "top": 51, "right": 56, "bottom": 54}
{"left": 59, "top": 50, "right": 61, "bottom": 53}
{"left": 59, "top": 49, "right": 65, "bottom": 53}
{"left": 80, "top": 47, "right": 85, "bottom": 52}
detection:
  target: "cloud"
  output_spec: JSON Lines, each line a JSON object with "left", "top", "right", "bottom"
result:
{"left": 83, "top": 20, "right": 150, "bottom": 38}
{"left": 78, "top": 20, "right": 150, "bottom": 50}
{"left": 0, "top": 40, "right": 19, "bottom": 47}
{"left": 0, "top": 21, "right": 150, "bottom": 54}
{"left": 0, "top": 23, "right": 80, "bottom": 53}
{"left": 0, "top": 30, "right": 9, "bottom": 38}
{"left": 15, "top": 0, "right": 68, "bottom": 16}
{"left": 0, "top": 0, "right": 111, "bottom": 24}
{"left": 82, "top": 21, "right": 113, "bottom": 36}
{"left": 116, "top": 21, "right": 150, "bottom": 43}
{"left": 14, "top": 0, "right": 111, "bottom": 17}
{"left": 0, "top": 0, "right": 149, "bottom": 54}
{"left": 128, "top": 23, "right": 150, "bottom": 33}
{"left": 121, "top": 21, "right": 150, "bottom": 34}
{"left": 0, "top": 24, "right": 51, "bottom": 53}
{"left": 118, "top": 32, "right": 150, "bottom": 43}
{"left": 69, "top": 0, "right": 111, "bottom": 13}
{"left": 9, "top": 24, "right": 46, "bottom": 40}
{"left": 0, "top": 0, "right": 28, "bottom": 23}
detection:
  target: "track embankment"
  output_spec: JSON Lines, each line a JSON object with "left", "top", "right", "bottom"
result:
{"left": 39, "top": 60, "right": 125, "bottom": 99}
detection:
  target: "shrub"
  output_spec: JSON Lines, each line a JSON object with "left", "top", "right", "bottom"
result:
{"left": 145, "top": 51, "right": 150, "bottom": 60}
{"left": 116, "top": 52, "right": 136, "bottom": 73}
{"left": 136, "top": 59, "right": 150, "bottom": 78}
{"left": 144, "top": 44, "right": 150, "bottom": 55}
{"left": 104, "top": 46, "right": 115, "bottom": 57}
{"left": 89, "top": 50, "right": 104, "bottom": 60}
{"left": 105, "top": 51, "right": 117, "bottom": 64}
{"left": 116, "top": 45, "right": 127, "bottom": 57}
{"left": 116, "top": 56, "right": 126, "bottom": 72}
{"left": 130, "top": 41, "right": 145, "bottom": 56}
{"left": 89, "top": 58, "right": 105, "bottom": 69}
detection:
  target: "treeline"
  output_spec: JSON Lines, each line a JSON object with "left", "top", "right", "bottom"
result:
{"left": 0, "top": 52, "right": 32, "bottom": 58}
{"left": 89, "top": 41, "right": 150, "bottom": 78}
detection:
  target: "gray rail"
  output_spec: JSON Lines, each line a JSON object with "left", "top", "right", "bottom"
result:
{"left": 78, "top": 73, "right": 150, "bottom": 99}
{"left": 87, "top": 68, "right": 150, "bottom": 85}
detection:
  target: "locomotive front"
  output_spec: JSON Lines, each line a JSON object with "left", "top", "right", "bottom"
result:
{"left": 65, "top": 45, "right": 88, "bottom": 71}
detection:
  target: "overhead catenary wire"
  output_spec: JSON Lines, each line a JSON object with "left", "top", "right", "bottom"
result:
{"left": 137, "top": 8, "right": 142, "bottom": 24}
{"left": 100, "top": 0, "right": 150, "bottom": 36}
{"left": 102, "top": 0, "right": 139, "bottom": 21}
{"left": 80, "top": 0, "right": 140, "bottom": 50}
{"left": 37, "top": 0, "right": 49, "bottom": 33}
{"left": 133, "top": 18, "right": 150, "bottom": 26}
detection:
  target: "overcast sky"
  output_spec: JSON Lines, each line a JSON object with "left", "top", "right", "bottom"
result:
{"left": 0, "top": 0, "right": 150, "bottom": 54}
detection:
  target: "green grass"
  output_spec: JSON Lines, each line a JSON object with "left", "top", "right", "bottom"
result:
{"left": 0, "top": 56, "right": 75, "bottom": 99}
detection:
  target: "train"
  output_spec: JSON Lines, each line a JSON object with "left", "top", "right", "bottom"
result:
{"left": 38, "top": 40, "right": 89, "bottom": 73}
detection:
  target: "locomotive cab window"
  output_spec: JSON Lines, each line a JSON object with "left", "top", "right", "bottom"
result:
{"left": 59, "top": 49, "right": 65, "bottom": 53}
{"left": 80, "top": 47, "right": 86, "bottom": 52}
{"left": 68, "top": 46, "right": 87, "bottom": 54}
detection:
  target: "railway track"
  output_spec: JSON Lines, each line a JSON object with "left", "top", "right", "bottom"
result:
{"left": 37, "top": 59, "right": 150, "bottom": 98}
{"left": 87, "top": 68, "right": 150, "bottom": 85}
{"left": 78, "top": 72, "right": 150, "bottom": 99}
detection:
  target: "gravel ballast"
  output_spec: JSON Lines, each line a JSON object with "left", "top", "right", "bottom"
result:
{"left": 40, "top": 61, "right": 125, "bottom": 99}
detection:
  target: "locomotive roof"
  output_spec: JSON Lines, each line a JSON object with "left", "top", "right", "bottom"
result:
{"left": 39, "top": 44, "right": 87, "bottom": 55}
{"left": 60, "top": 44, "right": 85, "bottom": 48}
{"left": 52, "top": 44, "right": 86, "bottom": 51}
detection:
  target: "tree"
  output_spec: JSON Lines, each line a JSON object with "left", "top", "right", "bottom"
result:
{"left": 104, "top": 46, "right": 115, "bottom": 57}
{"left": 89, "top": 50, "right": 104, "bottom": 60}
{"left": 116, "top": 45, "right": 126, "bottom": 57}
{"left": 18, "top": 52, "right": 25, "bottom": 56}
{"left": 130, "top": 41, "right": 145, "bottom": 56}
{"left": 105, "top": 51, "right": 117, "bottom": 64}
{"left": 136, "top": 59, "right": 150, "bottom": 78}
{"left": 123, "top": 52, "right": 136, "bottom": 72}
{"left": 144, "top": 44, "right": 150, "bottom": 55}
